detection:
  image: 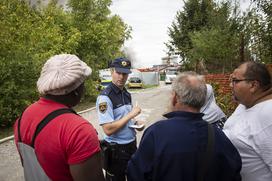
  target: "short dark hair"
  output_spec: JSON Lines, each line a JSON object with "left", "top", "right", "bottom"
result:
{"left": 243, "top": 61, "right": 271, "bottom": 90}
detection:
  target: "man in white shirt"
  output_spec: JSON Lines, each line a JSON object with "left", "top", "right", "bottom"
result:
{"left": 224, "top": 61, "right": 272, "bottom": 181}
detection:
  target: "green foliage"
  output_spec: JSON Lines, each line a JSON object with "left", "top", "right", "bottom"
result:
{"left": 167, "top": 0, "right": 272, "bottom": 72}
{"left": 189, "top": 26, "right": 240, "bottom": 73}
{"left": 215, "top": 93, "right": 237, "bottom": 118}
{"left": 0, "top": 0, "right": 130, "bottom": 128}
{"left": 243, "top": 0, "right": 272, "bottom": 63}
{"left": 210, "top": 82, "right": 237, "bottom": 117}
{"left": 166, "top": 0, "right": 245, "bottom": 73}
{"left": 167, "top": 0, "right": 216, "bottom": 60}
{"left": 68, "top": 0, "right": 131, "bottom": 99}
{"left": 0, "top": 0, "right": 39, "bottom": 126}
{"left": 0, "top": 127, "right": 14, "bottom": 139}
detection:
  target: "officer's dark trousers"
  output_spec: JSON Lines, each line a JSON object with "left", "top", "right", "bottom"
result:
{"left": 104, "top": 140, "right": 136, "bottom": 181}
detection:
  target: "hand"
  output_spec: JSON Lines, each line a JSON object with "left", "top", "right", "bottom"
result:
{"left": 135, "top": 120, "right": 145, "bottom": 131}
{"left": 130, "top": 106, "right": 141, "bottom": 118}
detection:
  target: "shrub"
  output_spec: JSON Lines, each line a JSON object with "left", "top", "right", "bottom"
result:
{"left": 210, "top": 82, "right": 237, "bottom": 118}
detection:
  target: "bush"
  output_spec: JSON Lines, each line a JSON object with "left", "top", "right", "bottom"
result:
{"left": 210, "top": 82, "right": 237, "bottom": 118}
{"left": 0, "top": 0, "right": 130, "bottom": 128}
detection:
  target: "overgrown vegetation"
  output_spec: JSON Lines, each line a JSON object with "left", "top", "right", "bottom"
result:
{"left": 0, "top": 0, "right": 130, "bottom": 128}
{"left": 210, "top": 82, "right": 237, "bottom": 117}
{"left": 166, "top": 0, "right": 272, "bottom": 73}
{"left": 2, "top": 0, "right": 271, "bottom": 129}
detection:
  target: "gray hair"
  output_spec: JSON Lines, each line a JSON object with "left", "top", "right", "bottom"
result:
{"left": 172, "top": 71, "right": 207, "bottom": 109}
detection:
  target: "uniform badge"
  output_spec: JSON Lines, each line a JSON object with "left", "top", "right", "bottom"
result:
{"left": 99, "top": 102, "right": 107, "bottom": 113}
{"left": 121, "top": 61, "right": 127, "bottom": 67}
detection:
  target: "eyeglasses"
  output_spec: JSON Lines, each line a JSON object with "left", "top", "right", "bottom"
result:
{"left": 230, "top": 78, "right": 254, "bottom": 85}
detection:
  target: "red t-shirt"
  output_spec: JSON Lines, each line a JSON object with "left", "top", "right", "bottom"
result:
{"left": 14, "top": 98, "right": 100, "bottom": 181}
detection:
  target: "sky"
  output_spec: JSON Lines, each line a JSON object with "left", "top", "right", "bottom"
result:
{"left": 110, "top": 0, "right": 251, "bottom": 68}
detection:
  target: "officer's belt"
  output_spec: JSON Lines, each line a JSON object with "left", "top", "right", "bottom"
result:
{"left": 105, "top": 139, "right": 136, "bottom": 150}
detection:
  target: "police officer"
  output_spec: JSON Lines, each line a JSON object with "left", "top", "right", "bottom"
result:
{"left": 96, "top": 57, "right": 143, "bottom": 181}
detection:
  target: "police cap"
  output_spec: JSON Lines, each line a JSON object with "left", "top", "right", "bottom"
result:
{"left": 110, "top": 57, "right": 131, "bottom": 74}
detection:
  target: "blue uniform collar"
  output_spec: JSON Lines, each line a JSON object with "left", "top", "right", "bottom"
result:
{"left": 110, "top": 82, "right": 128, "bottom": 94}
{"left": 163, "top": 111, "right": 204, "bottom": 120}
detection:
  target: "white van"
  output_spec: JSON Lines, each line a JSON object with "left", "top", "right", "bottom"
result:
{"left": 165, "top": 69, "right": 177, "bottom": 84}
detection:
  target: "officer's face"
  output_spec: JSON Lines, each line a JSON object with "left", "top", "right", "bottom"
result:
{"left": 111, "top": 69, "right": 129, "bottom": 89}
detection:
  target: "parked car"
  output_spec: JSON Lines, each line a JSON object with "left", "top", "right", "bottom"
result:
{"left": 101, "top": 80, "right": 111, "bottom": 89}
{"left": 128, "top": 77, "right": 143, "bottom": 88}
{"left": 97, "top": 79, "right": 111, "bottom": 91}
{"left": 165, "top": 70, "right": 177, "bottom": 84}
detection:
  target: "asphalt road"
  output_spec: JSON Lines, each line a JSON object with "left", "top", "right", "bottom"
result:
{"left": 0, "top": 82, "right": 171, "bottom": 181}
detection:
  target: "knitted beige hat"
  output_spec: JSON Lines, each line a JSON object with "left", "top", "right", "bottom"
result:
{"left": 37, "top": 54, "right": 92, "bottom": 95}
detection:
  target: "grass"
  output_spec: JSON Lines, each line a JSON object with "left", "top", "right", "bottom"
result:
{"left": 143, "top": 84, "right": 158, "bottom": 89}
{"left": 0, "top": 127, "right": 14, "bottom": 140}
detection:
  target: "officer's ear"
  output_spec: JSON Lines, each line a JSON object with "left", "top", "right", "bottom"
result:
{"left": 171, "top": 91, "right": 178, "bottom": 107}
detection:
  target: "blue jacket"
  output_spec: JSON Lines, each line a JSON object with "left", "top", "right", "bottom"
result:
{"left": 127, "top": 111, "right": 241, "bottom": 181}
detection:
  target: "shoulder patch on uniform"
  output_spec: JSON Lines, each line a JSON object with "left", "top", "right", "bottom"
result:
{"left": 99, "top": 102, "right": 107, "bottom": 113}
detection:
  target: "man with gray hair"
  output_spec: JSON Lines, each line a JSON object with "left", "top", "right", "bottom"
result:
{"left": 127, "top": 71, "right": 241, "bottom": 181}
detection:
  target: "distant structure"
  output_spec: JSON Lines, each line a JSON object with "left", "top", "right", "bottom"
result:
{"left": 150, "top": 55, "right": 180, "bottom": 73}
{"left": 145, "top": 55, "right": 181, "bottom": 83}
{"left": 161, "top": 55, "right": 179, "bottom": 66}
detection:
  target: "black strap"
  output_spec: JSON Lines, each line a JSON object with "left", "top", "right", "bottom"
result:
{"left": 17, "top": 115, "right": 23, "bottom": 142}
{"left": 30, "top": 108, "right": 76, "bottom": 147}
{"left": 197, "top": 123, "right": 215, "bottom": 181}
{"left": 17, "top": 108, "right": 76, "bottom": 147}
{"left": 17, "top": 107, "right": 29, "bottom": 142}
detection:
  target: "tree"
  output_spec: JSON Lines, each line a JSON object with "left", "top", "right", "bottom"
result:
{"left": 68, "top": 0, "right": 131, "bottom": 100}
{"left": 247, "top": 0, "right": 272, "bottom": 63}
{"left": 0, "top": 0, "right": 39, "bottom": 126}
{"left": 188, "top": 1, "right": 241, "bottom": 72}
{"left": 166, "top": 0, "right": 216, "bottom": 62}
{"left": 0, "top": 0, "right": 131, "bottom": 127}
{"left": 166, "top": 0, "right": 243, "bottom": 73}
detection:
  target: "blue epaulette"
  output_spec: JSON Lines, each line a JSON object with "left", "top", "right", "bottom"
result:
{"left": 100, "top": 86, "right": 112, "bottom": 96}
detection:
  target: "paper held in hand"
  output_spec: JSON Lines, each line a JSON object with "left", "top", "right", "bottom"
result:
{"left": 129, "top": 123, "right": 144, "bottom": 129}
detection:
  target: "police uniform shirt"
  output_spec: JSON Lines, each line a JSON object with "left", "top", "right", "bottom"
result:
{"left": 96, "top": 82, "right": 136, "bottom": 144}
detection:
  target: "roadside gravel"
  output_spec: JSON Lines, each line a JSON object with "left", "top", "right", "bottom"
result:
{"left": 0, "top": 139, "right": 24, "bottom": 181}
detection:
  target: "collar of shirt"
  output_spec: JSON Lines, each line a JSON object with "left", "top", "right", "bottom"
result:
{"left": 110, "top": 82, "right": 128, "bottom": 94}
{"left": 39, "top": 97, "right": 68, "bottom": 108}
{"left": 163, "top": 111, "right": 204, "bottom": 121}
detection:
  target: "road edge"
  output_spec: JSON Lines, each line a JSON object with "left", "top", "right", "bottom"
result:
{"left": 0, "top": 107, "right": 97, "bottom": 144}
